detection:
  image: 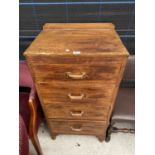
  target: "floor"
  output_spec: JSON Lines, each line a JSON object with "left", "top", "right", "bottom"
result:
{"left": 29, "top": 122, "right": 135, "bottom": 155}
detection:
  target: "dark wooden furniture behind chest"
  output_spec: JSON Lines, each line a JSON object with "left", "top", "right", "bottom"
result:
{"left": 24, "top": 23, "right": 129, "bottom": 142}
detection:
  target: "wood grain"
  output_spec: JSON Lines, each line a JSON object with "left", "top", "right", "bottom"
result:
{"left": 24, "top": 23, "right": 128, "bottom": 57}
{"left": 37, "top": 81, "right": 115, "bottom": 104}
{"left": 44, "top": 104, "right": 110, "bottom": 120}
{"left": 43, "top": 23, "right": 115, "bottom": 30}
{"left": 31, "top": 63, "right": 121, "bottom": 82}
{"left": 48, "top": 119, "right": 106, "bottom": 137}
{"left": 26, "top": 56, "right": 124, "bottom": 65}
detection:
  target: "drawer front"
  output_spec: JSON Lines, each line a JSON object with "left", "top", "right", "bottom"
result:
{"left": 44, "top": 104, "right": 110, "bottom": 120}
{"left": 42, "top": 98, "right": 111, "bottom": 107}
{"left": 36, "top": 81, "right": 115, "bottom": 104}
{"left": 32, "top": 63, "right": 121, "bottom": 83}
{"left": 48, "top": 119, "right": 107, "bottom": 135}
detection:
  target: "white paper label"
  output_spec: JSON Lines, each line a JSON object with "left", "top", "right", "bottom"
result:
{"left": 73, "top": 51, "right": 81, "bottom": 55}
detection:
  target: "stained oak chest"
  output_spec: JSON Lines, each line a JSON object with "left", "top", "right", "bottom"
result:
{"left": 24, "top": 23, "right": 129, "bottom": 142}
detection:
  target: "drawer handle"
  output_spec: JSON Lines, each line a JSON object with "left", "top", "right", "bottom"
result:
{"left": 66, "top": 72, "right": 86, "bottom": 79}
{"left": 68, "top": 93, "right": 84, "bottom": 100}
{"left": 70, "top": 126, "right": 82, "bottom": 132}
{"left": 70, "top": 111, "right": 84, "bottom": 117}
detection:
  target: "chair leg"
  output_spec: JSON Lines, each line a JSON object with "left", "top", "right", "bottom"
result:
{"left": 105, "top": 122, "right": 115, "bottom": 142}
{"left": 29, "top": 99, "right": 43, "bottom": 155}
{"left": 105, "top": 120, "right": 135, "bottom": 142}
{"left": 112, "top": 127, "right": 135, "bottom": 133}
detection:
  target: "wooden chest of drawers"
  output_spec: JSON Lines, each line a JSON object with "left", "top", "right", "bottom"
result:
{"left": 24, "top": 23, "right": 129, "bottom": 142}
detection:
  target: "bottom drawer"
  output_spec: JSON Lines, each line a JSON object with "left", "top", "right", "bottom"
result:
{"left": 48, "top": 119, "right": 107, "bottom": 136}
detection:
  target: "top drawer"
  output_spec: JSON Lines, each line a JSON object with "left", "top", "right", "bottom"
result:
{"left": 31, "top": 62, "right": 122, "bottom": 83}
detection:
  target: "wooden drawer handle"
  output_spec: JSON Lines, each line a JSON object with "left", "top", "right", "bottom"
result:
{"left": 66, "top": 72, "right": 86, "bottom": 79}
{"left": 70, "top": 111, "right": 84, "bottom": 117}
{"left": 68, "top": 93, "right": 84, "bottom": 100}
{"left": 70, "top": 126, "right": 82, "bottom": 132}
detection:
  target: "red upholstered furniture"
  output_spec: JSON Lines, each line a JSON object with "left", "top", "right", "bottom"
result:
{"left": 19, "top": 60, "right": 43, "bottom": 155}
{"left": 19, "top": 114, "right": 29, "bottom": 155}
{"left": 106, "top": 55, "right": 135, "bottom": 141}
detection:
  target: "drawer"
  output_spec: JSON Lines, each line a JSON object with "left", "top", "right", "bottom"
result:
{"left": 48, "top": 119, "right": 107, "bottom": 135}
{"left": 44, "top": 104, "right": 110, "bottom": 120}
{"left": 42, "top": 98, "right": 111, "bottom": 107}
{"left": 37, "top": 81, "right": 115, "bottom": 104}
{"left": 32, "top": 63, "right": 121, "bottom": 83}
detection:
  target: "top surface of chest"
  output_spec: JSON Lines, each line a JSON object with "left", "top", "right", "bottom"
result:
{"left": 24, "top": 23, "right": 129, "bottom": 57}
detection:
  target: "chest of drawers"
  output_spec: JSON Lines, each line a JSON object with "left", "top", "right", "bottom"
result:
{"left": 24, "top": 23, "right": 129, "bottom": 142}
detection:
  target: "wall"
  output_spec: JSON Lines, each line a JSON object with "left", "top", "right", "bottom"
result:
{"left": 19, "top": 0, "right": 135, "bottom": 59}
